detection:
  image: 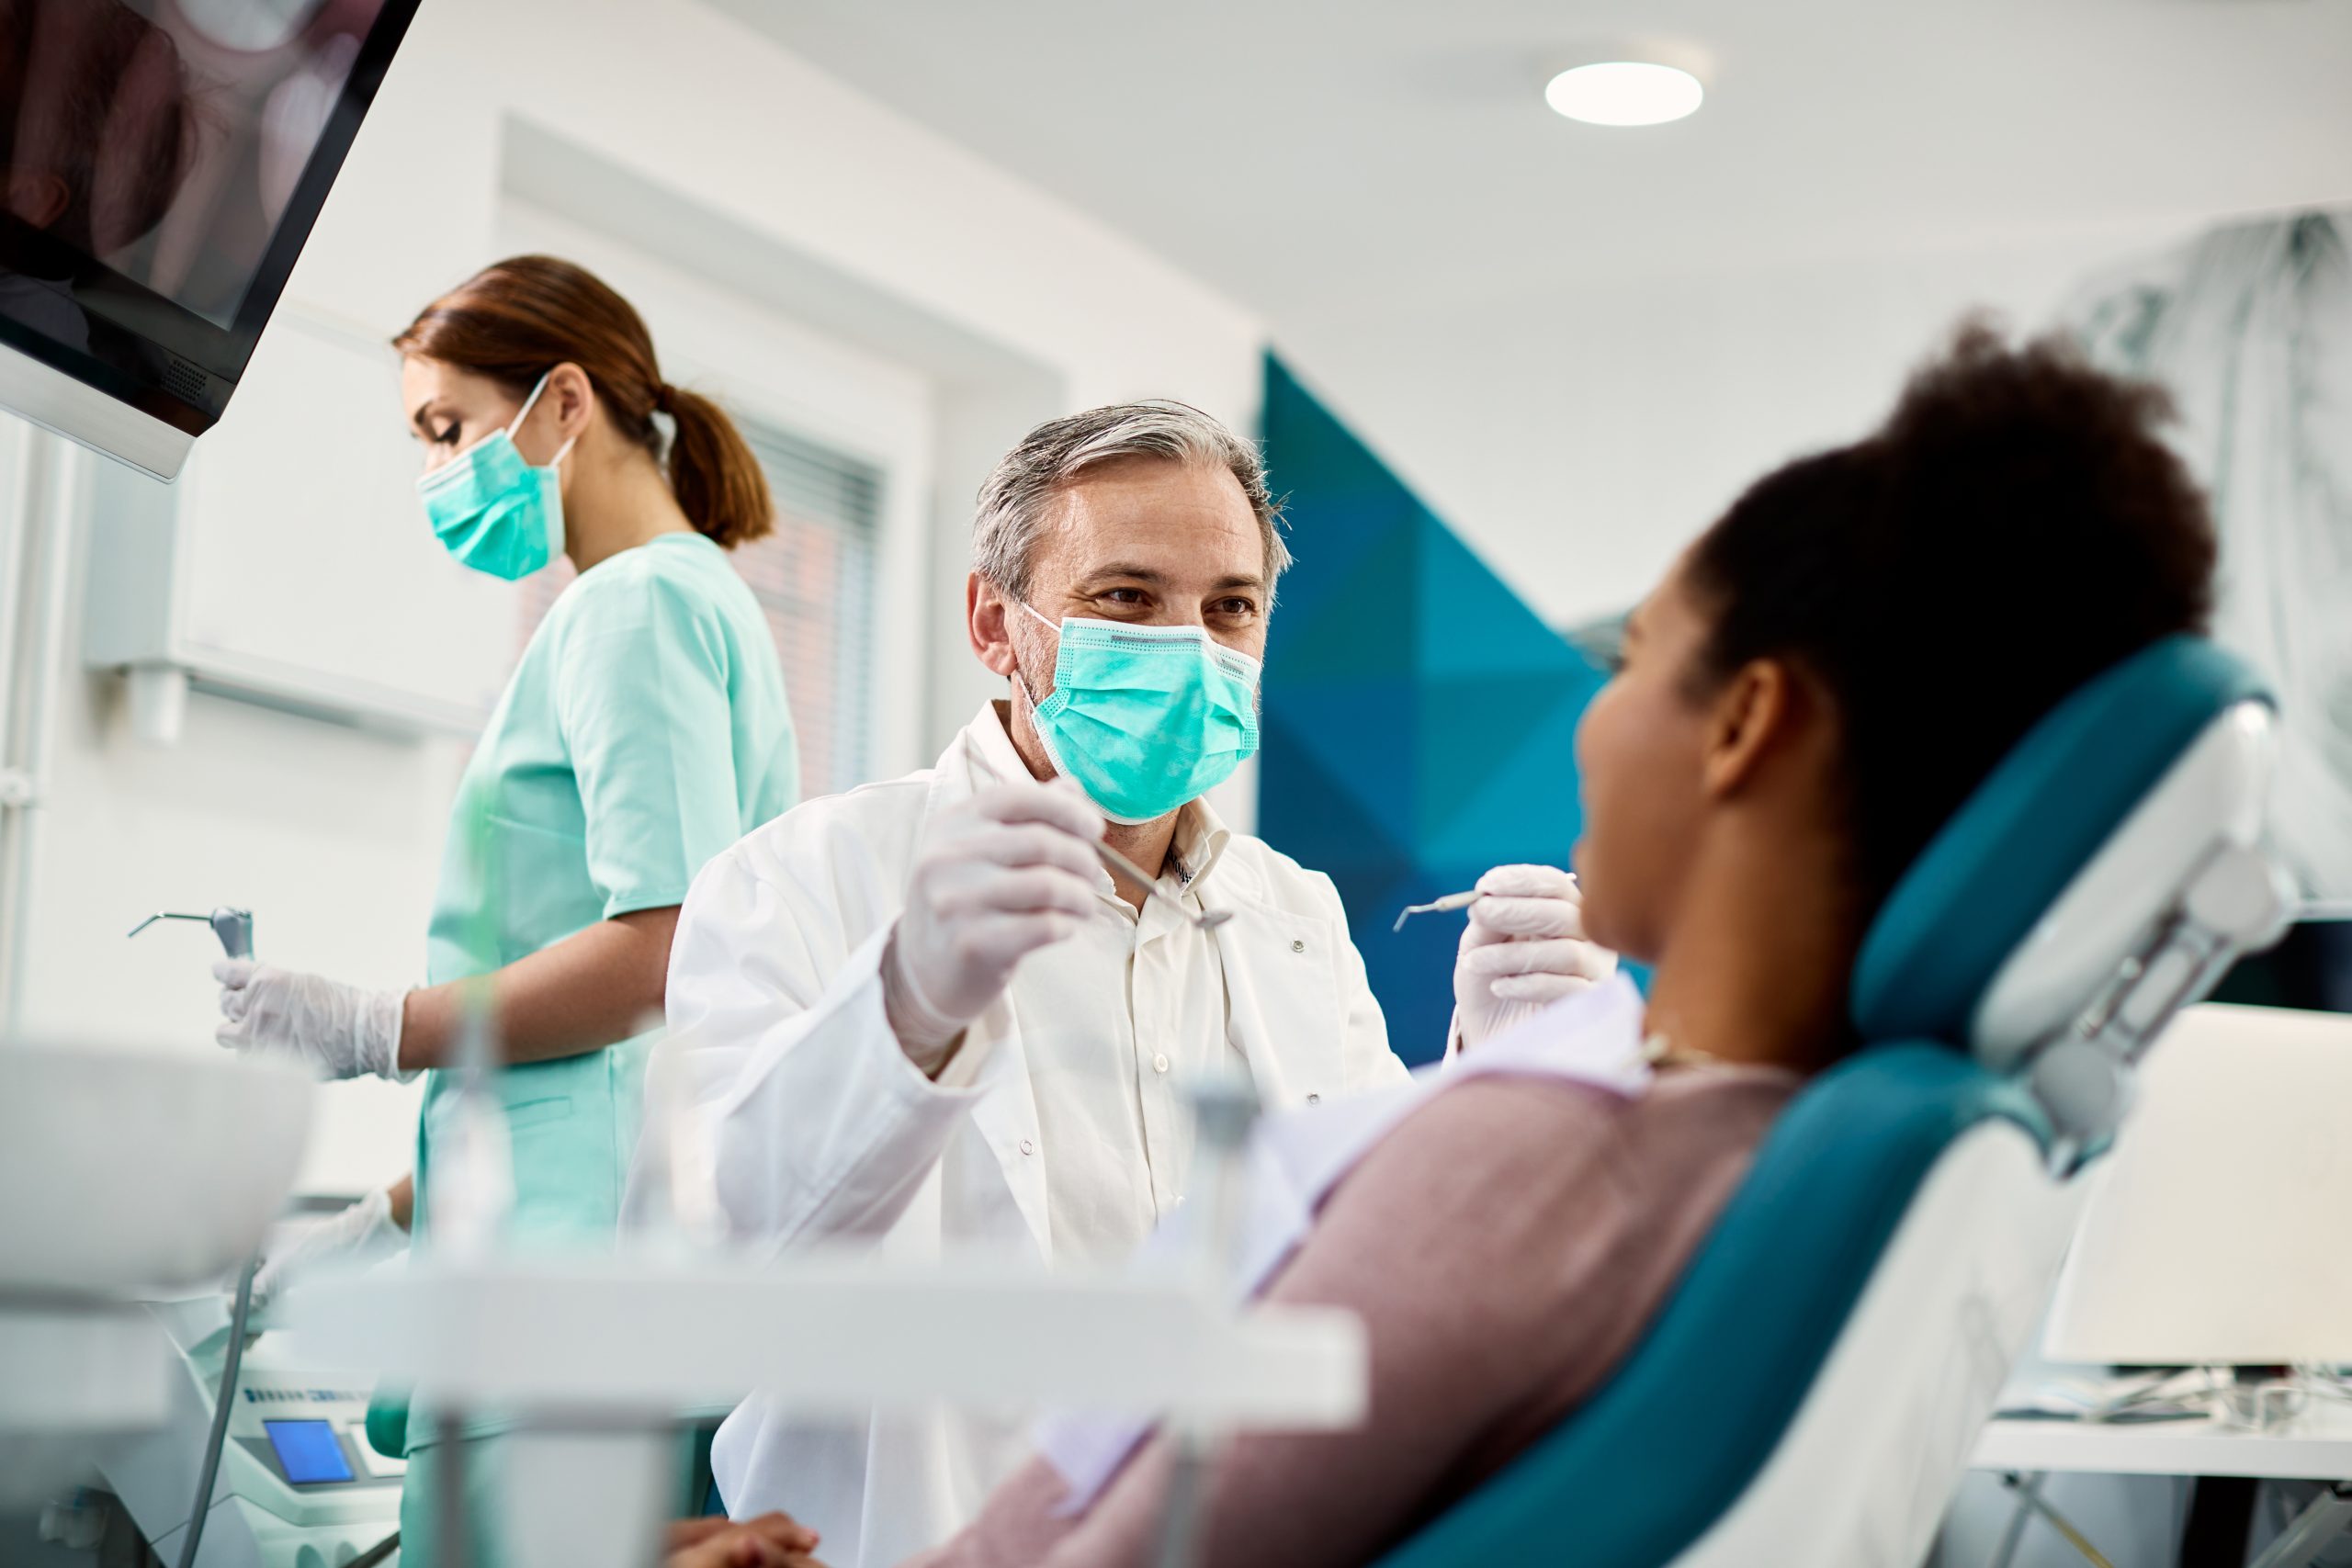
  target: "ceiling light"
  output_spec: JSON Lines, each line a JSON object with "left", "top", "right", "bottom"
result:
{"left": 1544, "top": 61, "right": 1705, "bottom": 127}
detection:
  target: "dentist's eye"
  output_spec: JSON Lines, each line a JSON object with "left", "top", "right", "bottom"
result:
{"left": 433, "top": 422, "right": 462, "bottom": 446}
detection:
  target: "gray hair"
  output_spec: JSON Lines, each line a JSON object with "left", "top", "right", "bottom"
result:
{"left": 971, "top": 400, "right": 1292, "bottom": 601}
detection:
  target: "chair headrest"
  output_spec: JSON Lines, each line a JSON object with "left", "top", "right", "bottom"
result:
{"left": 1850, "top": 637, "right": 2273, "bottom": 1068}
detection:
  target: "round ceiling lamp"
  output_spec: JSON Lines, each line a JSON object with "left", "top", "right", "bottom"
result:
{"left": 1544, "top": 55, "right": 1707, "bottom": 127}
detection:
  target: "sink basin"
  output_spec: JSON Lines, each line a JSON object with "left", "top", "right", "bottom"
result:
{"left": 0, "top": 1043, "right": 312, "bottom": 1295}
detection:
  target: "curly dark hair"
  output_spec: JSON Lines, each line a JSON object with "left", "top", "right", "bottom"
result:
{"left": 1683, "top": 321, "right": 2218, "bottom": 915}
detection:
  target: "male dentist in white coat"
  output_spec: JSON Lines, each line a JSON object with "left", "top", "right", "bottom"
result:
{"left": 656, "top": 400, "right": 1612, "bottom": 1567}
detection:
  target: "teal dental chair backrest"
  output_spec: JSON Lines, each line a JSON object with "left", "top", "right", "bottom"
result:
{"left": 1376, "top": 637, "right": 2277, "bottom": 1568}
{"left": 1851, "top": 637, "right": 2270, "bottom": 1060}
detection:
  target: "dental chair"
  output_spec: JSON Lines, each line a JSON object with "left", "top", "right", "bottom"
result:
{"left": 1377, "top": 637, "right": 2293, "bottom": 1568}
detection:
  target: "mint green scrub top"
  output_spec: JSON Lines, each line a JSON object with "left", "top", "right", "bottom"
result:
{"left": 398, "top": 534, "right": 796, "bottom": 1445}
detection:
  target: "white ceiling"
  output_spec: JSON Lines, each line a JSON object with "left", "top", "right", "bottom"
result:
{"left": 712, "top": 0, "right": 2352, "bottom": 324}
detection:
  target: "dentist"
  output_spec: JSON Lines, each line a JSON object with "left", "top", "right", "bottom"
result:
{"left": 657, "top": 400, "right": 1611, "bottom": 1567}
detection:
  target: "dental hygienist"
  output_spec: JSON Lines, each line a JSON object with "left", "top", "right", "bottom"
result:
{"left": 209, "top": 255, "right": 797, "bottom": 1562}
{"left": 653, "top": 400, "right": 1615, "bottom": 1567}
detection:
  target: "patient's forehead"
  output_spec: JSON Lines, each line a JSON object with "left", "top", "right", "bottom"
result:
{"left": 1632, "top": 558, "right": 1706, "bottom": 646}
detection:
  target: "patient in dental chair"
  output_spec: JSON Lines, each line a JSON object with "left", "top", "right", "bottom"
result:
{"left": 678, "top": 322, "right": 2221, "bottom": 1568}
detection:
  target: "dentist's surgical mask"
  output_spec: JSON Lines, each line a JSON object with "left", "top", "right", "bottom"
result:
{"left": 416, "top": 372, "right": 575, "bottom": 581}
{"left": 1016, "top": 601, "right": 1262, "bottom": 824}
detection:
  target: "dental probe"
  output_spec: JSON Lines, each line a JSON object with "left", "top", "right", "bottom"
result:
{"left": 1392, "top": 890, "right": 1484, "bottom": 932}
{"left": 1392, "top": 874, "right": 1580, "bottom": 933}
{"left": 1093, "top": 837, "right": 1233, "bottom": 931}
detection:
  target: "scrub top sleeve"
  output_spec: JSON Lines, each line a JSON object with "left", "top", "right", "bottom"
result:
{"left": 557, "top": 570, "right": 745, "bottom": 920}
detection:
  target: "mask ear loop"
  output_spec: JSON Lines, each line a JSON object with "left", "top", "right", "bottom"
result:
{"left": 510, "top": 370, "right": 581, "bottom": 472}
{"left": 507, "top": 371, "right": 552, "bottom": 436}
{"left": 1010, "top": 599, "right": 1061, "bottom": 718}
{"left": 416, "top": 374, "right": 554, "bottom": 488}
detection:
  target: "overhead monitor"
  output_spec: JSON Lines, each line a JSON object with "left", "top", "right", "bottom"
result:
{"left": 0, "top": 0, "right": 420, "bottom": 479}
{"left": 2042, "top": 914, "right": 2351, "bottom": 1368}
{"left": 2041, "top": 998, "right": 2352, "bottom": 1367}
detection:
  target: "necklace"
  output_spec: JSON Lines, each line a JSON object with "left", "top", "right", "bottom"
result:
{"left": 1639, "top": 1032, "right": 1728, "bottom": 1071}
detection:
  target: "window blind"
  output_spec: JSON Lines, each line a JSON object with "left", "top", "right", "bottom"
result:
{"left": 517, "top": 417, "right": 883, "bottom": 802}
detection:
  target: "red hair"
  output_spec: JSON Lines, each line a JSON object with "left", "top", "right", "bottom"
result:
{"left": 395, "top": 255, "right": 773, "bottom": 548}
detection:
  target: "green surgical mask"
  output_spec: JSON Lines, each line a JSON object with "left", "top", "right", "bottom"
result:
{"left": 1018, "top": 602, "right": 1262, "bottom": 824}
{"left": 415, "top": 372, "right": 573, "bottom": 581}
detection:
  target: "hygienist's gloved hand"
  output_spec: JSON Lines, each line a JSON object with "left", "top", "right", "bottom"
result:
{"left": 213, "top": 960, "right": 409, "bottom": 1080}
{"left": 1451, "top": 863, "right": 1617, "bottom": 1053}
{"left": 251, "top": 1185, "right": 405, "bottom": 1312}
{"left": 883, "top": 780, "right": 1103, "bottom": 1073}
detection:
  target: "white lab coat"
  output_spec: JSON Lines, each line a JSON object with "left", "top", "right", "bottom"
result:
{"left": 656, "top": 705, "right": 1408, "bottom": 1567}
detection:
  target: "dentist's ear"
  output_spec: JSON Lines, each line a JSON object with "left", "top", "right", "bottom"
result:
{"left": 967, "top": 573, "right": 1021, "bottom": 677}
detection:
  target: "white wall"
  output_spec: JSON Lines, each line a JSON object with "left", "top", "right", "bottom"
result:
{"left": 5, "top": 0, "right": 1262, "bottom": 1194}
{"left": 1277, "top": 218, "right": 2207, "bottom": 629}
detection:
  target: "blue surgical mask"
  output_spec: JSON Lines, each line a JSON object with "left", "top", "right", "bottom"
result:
{"left": 1017, "top": 602, "right": 1262, "bottom": 824}
{"left": 416, "top": 372, "right": 574, "bottom": 581}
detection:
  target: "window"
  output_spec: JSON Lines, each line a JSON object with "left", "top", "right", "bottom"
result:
{"left": 518, "top": 418, "right": 882, "bottom": 800}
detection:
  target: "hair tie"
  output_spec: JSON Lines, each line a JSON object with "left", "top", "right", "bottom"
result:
{"left": 654, "top": 382, "right": 676, "bottom": 414}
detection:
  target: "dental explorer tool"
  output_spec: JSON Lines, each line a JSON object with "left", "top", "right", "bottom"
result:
{"left": 1392, "top": 873, "right": 1579, "bottom": 933}
{"left": 1391, "top": 890, "right": 1484, "bottom": 932}
{"left": 1092, "top": 838, "right": 1233, "bottom": 931}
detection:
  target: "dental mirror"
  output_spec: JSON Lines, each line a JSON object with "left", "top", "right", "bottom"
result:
{"left": 1092, "top": 839, "right": 1232, "bottom": 931}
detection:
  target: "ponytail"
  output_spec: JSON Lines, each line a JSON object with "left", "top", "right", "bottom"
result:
{"left": 661, "top": 383, "right": 774, "bottom": 549}
{"left": 397, "top": 255, "right": 775, "bottom": 550}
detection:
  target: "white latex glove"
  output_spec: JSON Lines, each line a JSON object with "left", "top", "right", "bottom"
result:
{"left": 1451, "top": 863, "right": 1619, "bottom": 1053}
{"left": 882, "top": 779, "right": 1104, "bottom": 1071}
{"left": 213, "top": 960, "right": 409, "bottom": 1081}
{"left": 251, "top": 1186, "right": 406, "bottom": 1311}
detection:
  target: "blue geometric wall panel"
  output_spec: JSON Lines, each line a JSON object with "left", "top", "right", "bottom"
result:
{"left": 1258, "top": 355, "right": 1610, "bottom": 1066}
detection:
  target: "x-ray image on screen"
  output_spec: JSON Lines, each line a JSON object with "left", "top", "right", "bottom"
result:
{"left": 1, "top": 0, "right": 387, "bottom": 337}
{"left": 0, "top": 0, "right": 415, "bottom": 467}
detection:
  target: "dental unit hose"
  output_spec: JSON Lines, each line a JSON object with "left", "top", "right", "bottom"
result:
{"left": 176, "top": 1258, "right": 259, "bottom": 1568}
{"left": 128, "top": 905, "right": 260, "bottom": 1568}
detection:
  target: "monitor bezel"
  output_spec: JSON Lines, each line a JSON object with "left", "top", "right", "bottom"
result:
{"left": 0, "top": 0, "right": 424, "bottom": 438}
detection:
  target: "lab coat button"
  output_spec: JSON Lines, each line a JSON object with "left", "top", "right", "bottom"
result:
{"left": 1306, "top": 1093, "right": 1321, "bottom": 1105}
{"left": 1152, "top": 1053, "right": 1170, "bottom": 1074}
{"left": 1019, "top": 1138, "right": 1035, "bottom": 1156}
{"left": 1290, "top": 939, "right": 1306, "bottom": 953}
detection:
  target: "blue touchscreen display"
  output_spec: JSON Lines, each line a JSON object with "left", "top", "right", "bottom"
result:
{"left": 264, "top": 1420, "right": 353, "bottom": 1484}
